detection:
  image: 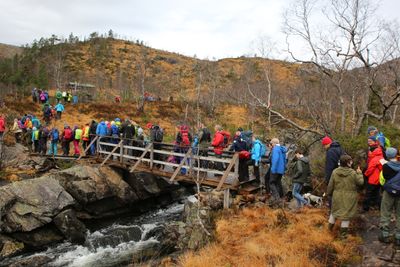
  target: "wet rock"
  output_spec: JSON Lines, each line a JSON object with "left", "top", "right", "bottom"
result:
{"left": 53, "top": 209, "right": 87, "bottom": 244}
{"left": 0, "top": 177, "right": 75, "bottom": 233}
{"left": 12, "top": 226, "right": 64, "bottom": 247}
{"left": 9, "top": 255, "right": 52, "bottom": 267}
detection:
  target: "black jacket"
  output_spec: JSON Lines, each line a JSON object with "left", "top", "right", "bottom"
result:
{"left": 121, "top": 122, "right": 135, "bottom": 139}
{"left": 325, "top": 141, "right": 344, "bottom": 183}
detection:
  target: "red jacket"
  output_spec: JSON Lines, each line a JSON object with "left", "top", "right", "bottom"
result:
{"left": 0, "top": 117, "right": 5, "bottom": 132}
{"left": 212, "top": 131, "right": 225, "bottom": 155}
{"left": 364, "top": 147, "right": 384, "bottom": 185}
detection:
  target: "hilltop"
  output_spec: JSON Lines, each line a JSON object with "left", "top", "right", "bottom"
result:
{"left": 0, "top": 43, "right": 22, "bottom": 59}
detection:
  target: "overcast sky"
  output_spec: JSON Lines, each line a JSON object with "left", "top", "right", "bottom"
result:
{"left": 0, "top": 0, "right": 399, "bottom": 59}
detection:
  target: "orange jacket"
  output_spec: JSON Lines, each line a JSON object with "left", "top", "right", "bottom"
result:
{"left": 364, "top": 147, "right": 384, "bottom": 185}
{"left": 212, "top": 131, "right": 225, "bottom": 155}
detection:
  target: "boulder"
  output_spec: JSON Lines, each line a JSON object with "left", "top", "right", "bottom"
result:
{"left": 53, "top": 209, "right": 87, "bottom": 244}
{"left": 8, "top": 255, "right": 52, "bottom": 267}
{"left": 12, "top": 226, "right": 64, "bottom": 247}
{"left": 0, "top": 235, "right": 24, "bottom": 259}
{"left": 0, "top": 176, "right": 75, "bottom": 233}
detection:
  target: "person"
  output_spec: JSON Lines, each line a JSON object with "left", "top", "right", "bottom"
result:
{"left": 82, "top": 123, "right": 90, "bottom": 152}
{"left": 55, "top": 102, "right": 65, "bottom": 120}
{"left": 24, "top": 117, "right": 32, "bottom": 130}
{"left": 197, "top": 123, "right": 212, "bottom": 168}
{"left": 32, "top": 127, "right": 40, "bottom": 153}
{"left": 121, "top": 119, "right": 135, "bottom": 156}
{"left": 25, "top": 127, "right": 33, "bottom": 152}
{"left": 89, "top": 120, "right": 98, "bottom": 155}
{"left": 378, "top": 147, "right": 400, "bottom": 246}
{"left": 62, "top": 91, "right": 67, "bottom": 103}
{"left": 44, "top": 91, "right": 49, "bottom": 102}
{"left": 11, "top": 118, "right": 22, "bottom": 143}
{"left": 327, "top": 155, "right": 364, "bottom": 238}
{"left": 56, "top": 90, "right": 63, "bottom": 103}
{"left": 211, "top": 125, "right": 230, "bottom": 171}
{"left": 231, "top": 129, "right": 250, "bottom": 182}
{"left": 62, "top": 125, "right": 73, "bottom": 156}
{"left": 49, "top": 127, "right": 59, "bottom": 156}
{"left": 73, "top": 126, "right": 82, "bottom": 156}
{"left": 39, "top": 91, "right": 47, "bottom": 104}
{"left": 115, "top": 95, "right": 121, "bottom": 104}
{"left": 67, "top": 92, "right": 72, "bottom": 103}
{"left": 248, "top": 135, "right": 266, "bottom": 185}
{"left": 367, "top": 126, "right": 390, "bottom": 150}
{"left": 291, "top": 148, "right": 311, "bottom": 209}
{"left": 73, "top": 94, "right": 78, "bottom": 105}
{"left": 269, "top": 138, "right": 287, "bottom": 204}
{"left": 111, "top": 121, "right": 119, "bottom": 144}
{"left": 43, "top": 105, "right": 52, "bottom": 124}
{"left": 32, "top": 88, "right": 38, "bottom": 102}
{"left": 0, "top": 115, "right": 6, "bottom": 140}
{"left": 175, "top": 125, "right": 192, "bottom": 173}
{"left": 148, "top": 123, "right": 164, "bottom": 166}
{"left": 96, "top": 121, "right": 108, "bottom": 152}
{"left": 322, "top": 136, "right": 344, "bottom": 184}
{"left": 39, "top": 126, "right": 49, "bottom": 155}
{"left": 363, "top": 136, "right": 384, "bottom": 212}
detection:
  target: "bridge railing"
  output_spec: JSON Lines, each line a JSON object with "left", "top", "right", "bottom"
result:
{"left": 89, "top": 135, "right": 239, "bottom": 190}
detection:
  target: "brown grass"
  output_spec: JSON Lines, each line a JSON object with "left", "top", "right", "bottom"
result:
{"left": 178, "top": 207, "right": 361, "bottom": 267}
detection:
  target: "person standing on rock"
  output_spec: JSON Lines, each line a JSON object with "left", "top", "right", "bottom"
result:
{"left": 55, "top": 102, "right": 65, "bottom": 120}
{"left": 269, "top": 138, "right": 287, "bottom": 205}
{"left": 11, "top": 118, "right": 22, "bottom": 143}
{"left": 363, "top": 136, "right": 384, "bottom": 212}
{"left": 322, "top": 136, "right": 345, "bottom": 184}
{"left": 378, "top": 147, "right": 400, "bottom": 246}
{"left": 327, "top": 155, "right": 364, "bottom": 238}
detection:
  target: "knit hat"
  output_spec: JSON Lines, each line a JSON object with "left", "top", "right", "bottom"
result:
{"left": 146, "top": 122, "right": 153, "bottom": 129}
{"left": 367, "top": 126, "right": 378, "bottom": 135}
{"left": 368, "top": 135, "right": 377, "bottom": 142}
{"left": 321, "top": 136, "right": 332, "bottom": 146}
{"left": 386, "top": 147, "right": 398, "bottom": 159}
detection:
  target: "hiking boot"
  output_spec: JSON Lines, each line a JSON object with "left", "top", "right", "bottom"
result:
{"left": 379, "top": 233, "right": 391, "bottom": 244}
{"left": 328, "top": 223, "right": 335, "bottom": 232}
{"left": 339, "top": 227, "right": 348, "bottom": 239}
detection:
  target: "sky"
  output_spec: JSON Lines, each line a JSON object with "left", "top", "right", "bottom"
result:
{"left": 0, "top": 0, "right": 399, "bottom": 59}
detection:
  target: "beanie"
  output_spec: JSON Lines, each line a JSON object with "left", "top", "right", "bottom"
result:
{"left": 386, "top": 147, "right": 398, "bottom": 159}
{"left": 368, "top": 135, "right": 377, "bottom": 142}
{"left": 367, "top": 126, "right": 378, "bottom": 135}
{"left": 321, "top": 136, "right": 332, "bottom": 146}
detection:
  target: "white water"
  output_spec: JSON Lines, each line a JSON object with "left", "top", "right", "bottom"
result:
{"left": 4, "top": 203, "right": 185, "bottom": 267}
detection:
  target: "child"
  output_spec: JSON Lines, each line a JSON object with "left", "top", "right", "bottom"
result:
{"left": 292, "top": 148, "right": 311, "bottom": 209}
{"left": 327, "top": 155, "right": 364, "bottom": 238}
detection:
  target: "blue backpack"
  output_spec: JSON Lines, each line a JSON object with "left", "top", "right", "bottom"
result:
{"left": 52, "top": 129, "right": 59, "bottom": 141}
{"left": 383, "top": 171, "right": 400, "bottom": 196}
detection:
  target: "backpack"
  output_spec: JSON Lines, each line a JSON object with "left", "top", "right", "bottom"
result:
{"left": 180, "top": 131, "right": 190, "bottom": 146}
{"left": 220, "top": 131, "right": 231, "bottom": 147}
{"left": 33, "top": 130, "right": 39, "bottom": 141}
{"left": 52, "top": 129, "right": 59, "bottom": 141}
{"left": 40, "top": 94, "right": 46, "bottom": 101}
{"left": 200, "top": 128, "right": 211, "bottom": 143}
{"left": 44, "top": 107, "right": 51, "bottom": 117}
{"left": 75, "top": 129, "right": 83, "bottom": 140}
{"left": 241, "top": 130, "right": 253, "bottom": 150}
{"left": 64, "top": 128, "right": 72, "bottom": 140}
{"left": 152, "top": 125, "right": 164, "bottom": 142}
{"left": 383, "top": 171, "right": 400, "bottom": 196}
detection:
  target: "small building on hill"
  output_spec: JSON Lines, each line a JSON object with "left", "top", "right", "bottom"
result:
{"left": 66, "top": 82, "right": 96, "bottom": 102}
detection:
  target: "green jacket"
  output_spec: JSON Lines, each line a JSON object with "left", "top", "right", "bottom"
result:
{"left": 327, "top": 167, "right": 364, "bottom": 220}
{"left": 292, "top": 157, "right": 311, "bottom": 185}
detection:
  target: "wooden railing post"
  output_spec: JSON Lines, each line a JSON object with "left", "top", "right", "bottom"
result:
{"left": 150, "top": 143, "right": 154, "bottom": 170}
{"left": 78, "top": 136, "right": 98, "bottom": 160}
{"left": 216, "top": 153, "right": 239, "bottom": 191}
{"left": 170, "top": 148, "right": 192, "bottom": 182}
{"left": 130, "top": 143, "right": 153, "bottom": 173}
{"left": 100, "top": 140, "right": 123, "bottom": 167}
{"left": 120, "top": 140, "right": 124, "bottom": 164}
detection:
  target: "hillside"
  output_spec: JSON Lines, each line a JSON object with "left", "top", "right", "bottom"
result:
{"left": 0, "top": 43, "right": 22, "bottom": 58}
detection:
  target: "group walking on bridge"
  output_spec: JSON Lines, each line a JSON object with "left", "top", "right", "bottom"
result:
{"left": 2, "top": 90, "right": 400, "bottom": 246}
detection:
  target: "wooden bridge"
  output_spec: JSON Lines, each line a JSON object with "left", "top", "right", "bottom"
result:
{"left": 67, "top": 135, "right": 261, "bottom": 196}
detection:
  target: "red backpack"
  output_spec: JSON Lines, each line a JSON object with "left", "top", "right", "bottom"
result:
{"left": 179, "top": 125, "right": 191, "bottom": 146}
{"left": 64, "top": 128, "right": 72, "bottom": 140}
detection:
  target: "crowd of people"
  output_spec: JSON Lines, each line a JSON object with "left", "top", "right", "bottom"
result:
{"left": 1, "top": 89, "right": 400, "bottom": 246}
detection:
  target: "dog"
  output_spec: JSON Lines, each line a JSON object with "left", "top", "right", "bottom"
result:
{"left": 303, "top": 193, "right": 324, "bottom": 207}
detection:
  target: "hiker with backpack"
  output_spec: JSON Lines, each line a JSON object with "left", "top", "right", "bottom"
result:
{"left": 269, "top": 138, "right": 287, "bottom": 205}
{"left": 32, "top": 88, "right": 38, "bottom": 103}
{"left": 32, "top": 127, "right": 40, "bottom": 153}
{"left": 211, "top": 125, "right": 231, "bottom": 171}
{"left": 367, "top": 126, "right": 391, "bottom": 150}
{"left": 291, "top": 148, "right": 312, "bottom": 209}
{"left": 73, "top": 126, "right": 82, "bottom": 156}
{"left": 39, "top": 91, "right": 47, "bottom": 104}
{"left": 49, "top": 127, "right": 59, "bottom": 156}
{"left": 248, "top": 135, "right": 267, "bottom": 185}
{"left": 327, "top": 155, "right": 364, "bottom": 239}
{"left": 31, "top": 116, "right": 40, "bottom": 129}
{"left": 82, "top": 123, "right": 90, "bottom": 152}
{"left": 231, "top": 129, "right": 250, "bottom": 182}
{"left": 39, "top": 126, "right": 49, "bottom": 155}
{"left": 89, "top": 120, "right": 98, "bottom": 155}
{"left": 322, "top": 136, "right": 345, "bottom": 184}
{"left": 55, "top": 102, "right": 65, "bottom": 120}
{"left": 175, "top": 125, "right": 192, "bottom": 173}
{"left": 56, "top": 90, "right": 63, "bottom": 103}
{"left": 62, "top": 125, "right": 73, "bottom": 156}
{"left": 378, "top": 147, "right": 400, "bottom": 246}
{"left": 43, "top": 105, "right": 52, "bottom": 123}
{"left": 121, "top": 119, "right": 136, "bottom": 156}
{"left": 11, "top": 118, "right": 22, "bottom": 143}
{"left": 197, "top": 123, "right": 212, "bottom": 168}
{"left": 363, "top": 135, "right": 384, "bottom": 212}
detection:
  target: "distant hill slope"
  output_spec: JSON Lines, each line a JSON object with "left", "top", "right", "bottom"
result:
{"left": 0, "top": 43, "right": 22, "bottom": 58}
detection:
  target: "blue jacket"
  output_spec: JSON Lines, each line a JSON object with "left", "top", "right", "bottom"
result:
{"left": 270, "top": 145, "right": 287, "bottom": 175}
{"left": 251, "top": 140, "right": 262, "bottom": 164}
{"left": 55, "top": 103, "right": 64, "bottom": 112}
{"left": 325, "top": 141, "right": 344, "bottom": 183}
{"left": 96, "top": 121, "right": 108, "bottom": 136}
{"left": 111, "top": 124, "right": 119, "bottom": 135}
